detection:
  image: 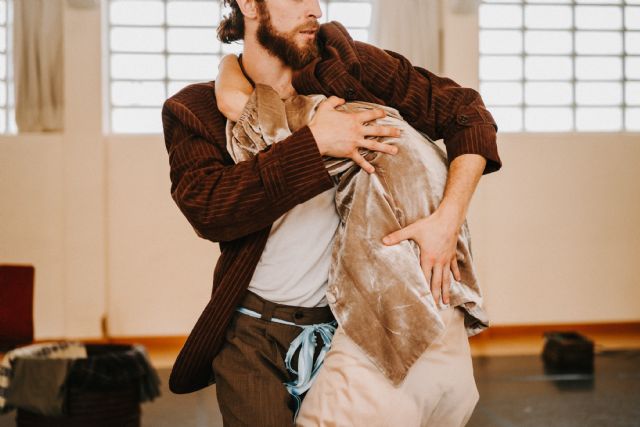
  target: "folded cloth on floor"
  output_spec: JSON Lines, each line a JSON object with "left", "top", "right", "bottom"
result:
{"left": 0, "top": 341, "right": 87, "bottom": 415}
{"left": 65, "top": 344, "right": 161, "bottom": 403}
{"left": 0, "top": 342, "right": 160, "bottom": 416}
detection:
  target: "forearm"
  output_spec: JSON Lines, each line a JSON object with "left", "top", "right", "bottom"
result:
{"left": 215, "top": 55, "right": 253, "bottom": 121}
{"left": 163, "top": 101, "right": 333, "bottom": 242}
{"left": 435, "top": 154, "right": 486, "bottom": 232}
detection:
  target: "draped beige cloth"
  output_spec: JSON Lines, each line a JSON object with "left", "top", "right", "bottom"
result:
{"left": 226, "top": 84, "right": 489, "bottom": 384}
{"left": 14, "top": 0, "right": 64, "bottom": 132}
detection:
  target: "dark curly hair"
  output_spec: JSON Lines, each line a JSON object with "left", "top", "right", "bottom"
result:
{"left": 218, "top": 0, "right": 265, "bottom": 43}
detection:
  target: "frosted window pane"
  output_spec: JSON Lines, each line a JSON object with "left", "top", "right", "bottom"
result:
{"left": 110, "top": 1, "right": 164, "bottom": 26}
{"left": 626, "top": 82, "right": 640, "bottom": 105}
{"left": 626, "top": 108, "right": 640, "bottom": 130}
{"left": 328, "top": 3, "right": 371, "bottom": 27}
{"left": 0, "top": 81, "right": 5, "bottom": 106}
{"left": 626, "top": 56, "right": 640, "bottom": 78}
{"left": 487, "top": 107, "right": 522, "bottom": 132}
{"left": 576, "top": 6, "right": 622, "bottom": 30}
{"left": 0, "top": 28, "right": 5, "bottom": 52}
{"left": 525, "top": 82, "right": 572, "bottom": 105}
{"left": 480, "top": 82, "right": 523, "bottom": 105}
{"left": 626, "top": 7, "right": 640, "bottom": 30}
{"left": 168, "top": 28, "right": 220, "bottom": 53}
{"left": 349, "top": 29, "right": 369, "bottom": 42}
{"left": 7, "top": 76, "right": 12, "bottom": 106}
{"left": 626, "top": 32, "right": 640, "bottom": 54}
{"left": 480, "top": 31, "right": 522, "bottom": 54}
{"left": 576, "top": 57, "right": 622, "bottom": 80}
{"left": 577, "top": 0, "right": 621, "bottom": 3}
{"left": 528, "top": 0, "right": 571, "bottom": 3}
{"left": 0, "top": 53, "right": 6, "bottom": 79}
{"left": 525, "top": 56, "right": 573, "bottom": 80}
{"left": 111, "top": 27, "right": 164, "bottom": 53}
{"left": 576, "top": 107, "right": 622, "bottom": 130}
{"left": 0, "top": 108, "right": 5, "bottom": 133}
{"left": 525, "top": 31, "right": 572, "bottom": 54}
{"left": 222, "top": 42, "right": 243, "bottom": 54}
{"left": 167, "top": 1, "right": 219, "bottom": 26}
{"left": 525, "top": 108, "right": 573, "bottom": 131}
{"left": 575, "top": 31, "right": 622, "bottom": 55}
{"left": 112, "top": 108, "right": 162, "bottom": 133}
{"left": 576, "top": 82, "right": 622, "bottom": 105}
{"left": 0, "top": 2, "right": 5, "bottom": 25}
{"left": 111, "top": 81, "right": 166, "bottom": 107}
{"left": 168, "top": 81, "right": 200, "bottom": 97}
{"left": 111, "top": 54, "right": 165, "bottom": 79}
{"left": 525, "top": 6, "right": 572, "bottom": 29}
{"left": 479, "top": 5, "right": 522, "bottom": 28}
{"left": 319, "top": 2, "right": 327, "bottom": 23}
{"left": 168, "top": 55, "right": 220, "bottom": 80}
{"left": 480, "top": 56, "right": 523, "bottom": 80}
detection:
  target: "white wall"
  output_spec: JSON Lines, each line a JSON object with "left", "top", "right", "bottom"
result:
{"left": 441, "top": 4, "right": 640, "bottom": 324}
{"left": 0, "top": 1, "right": 638, "bottom": 340}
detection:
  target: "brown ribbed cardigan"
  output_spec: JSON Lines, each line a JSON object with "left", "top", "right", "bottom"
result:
{"left": 161, "top": 21, "right": 501, "bottom": 394}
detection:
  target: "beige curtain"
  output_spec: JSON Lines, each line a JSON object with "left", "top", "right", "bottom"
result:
{"left": 14, "top": 0, "right": 64, "bottom": 132}
{"left": 369, "top": 0, "right": 442, "bottom": 72}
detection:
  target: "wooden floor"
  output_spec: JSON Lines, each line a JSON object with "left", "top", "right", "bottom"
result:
{"left": 1, "top": 329, "right": 639, "bottom": 427}
{"left": 145, "top": 327, "right": 640, "bottom": 368}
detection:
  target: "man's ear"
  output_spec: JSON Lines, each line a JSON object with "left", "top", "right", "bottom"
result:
{"left": 236, "top": 0, "right": 259, "bottom": 20}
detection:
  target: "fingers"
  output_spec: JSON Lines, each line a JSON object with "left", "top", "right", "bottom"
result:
{"left": 361, "top": 124, "right": 401, "bottom": 139}
{"left": 421, "top": 256, "right": 434, "bottom": 289}
{"left": 352, "top": 151, "right": 375, "bottom": 174}
{"left": 319, "top": 96, "right": 346, "bottom": 111}
{"left": 442, "top": 267, "right": 451, "bottom": 305}
{"left": 355, "top": 108, "right": 386, "bottom": 123}
{"left": 431, "top": 264, "right": 443, "bottom": 306}
{"left": 382, "top": 225, "right": 412, "bottom": 246}
{"left": 358, "top": 139, "right": 398, "bottom": 155}
{"left": 451, "top": 257, "right": 461, "bottom": 282}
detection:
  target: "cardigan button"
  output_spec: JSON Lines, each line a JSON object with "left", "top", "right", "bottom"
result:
{"left": 345, "top": 87, "right": 357, "bottom": 100}
{"left": 457, "top": 114, "right": 469, "bottom": 125}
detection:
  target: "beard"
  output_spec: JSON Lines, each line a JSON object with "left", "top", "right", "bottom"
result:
{"left": 255, "top": 3, "right": 320, "bottom": 70}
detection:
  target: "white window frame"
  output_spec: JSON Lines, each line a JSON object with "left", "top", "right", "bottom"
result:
{"left": 478, "top": 0, "right": 640, "bottom": 133}
{"left": 105, "top": 0, "right": 373, "bottom": 135}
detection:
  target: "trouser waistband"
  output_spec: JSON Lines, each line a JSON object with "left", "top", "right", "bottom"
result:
{"left": 239, "top": 290, "right": 334, "bottom": 326}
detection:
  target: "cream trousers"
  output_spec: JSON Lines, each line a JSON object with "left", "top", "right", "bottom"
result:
{"left": 296, "top": 306, "right": 479, "bottom": 427}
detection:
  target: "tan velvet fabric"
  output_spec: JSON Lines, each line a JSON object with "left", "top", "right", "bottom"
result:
{"left": 226, "top": 84, "right": 489, "bottom": 385}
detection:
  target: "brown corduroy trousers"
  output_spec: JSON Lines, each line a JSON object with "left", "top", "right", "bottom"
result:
{"left": 211, "top": 291, "right": 335, "bottom": 427}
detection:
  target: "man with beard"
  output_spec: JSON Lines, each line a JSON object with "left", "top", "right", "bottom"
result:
{"left": 161, "top": 0, "right": 501, "bottom": 425}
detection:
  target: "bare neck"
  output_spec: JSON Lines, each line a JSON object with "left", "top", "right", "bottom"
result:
{"left": 241, "top": 36, "right": 296, "bottom": 100}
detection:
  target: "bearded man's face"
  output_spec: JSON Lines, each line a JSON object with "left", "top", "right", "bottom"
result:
{"left": 255, "top": 1, "right": 321, "bottom": 70}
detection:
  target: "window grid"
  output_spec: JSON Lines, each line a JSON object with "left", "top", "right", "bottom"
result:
{"left": 0, "top": 0, "right": 15, "bottom": 134}
{"left": 479, "top": 0, "right": 640, "bottom": 132}
{"left": 107, "top": 0, "right": 373, "bottom": 134}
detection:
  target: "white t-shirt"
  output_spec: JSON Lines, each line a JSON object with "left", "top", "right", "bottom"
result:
{"left": 247, "top": 185, "right": 340, "bottom": 307}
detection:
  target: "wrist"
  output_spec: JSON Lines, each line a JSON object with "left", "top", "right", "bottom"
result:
{"left": 433, "top": 202, "right": 465, "bottom": 233}
{"left": 308, "top": 123, "right": 326, "bottom": 155}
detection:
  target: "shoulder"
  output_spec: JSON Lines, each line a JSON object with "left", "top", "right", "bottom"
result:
{"left": 161, "top": 81, "right": 225, "bottom": 140}
{"left": 316, "top": 21, "right": 388, "bottom": 75}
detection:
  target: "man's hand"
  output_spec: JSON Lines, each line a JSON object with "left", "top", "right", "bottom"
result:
{"left": 381, "top": 153, "right": 487, "bottom": 306}
{"left": 382, "top": 210, "right": 461, "bottom": 306}
{"left": 309, "top": 96, "right": 401, "bottom": 173}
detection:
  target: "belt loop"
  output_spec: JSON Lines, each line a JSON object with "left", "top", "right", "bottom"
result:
{"left": 261, "top": 299, "right": 277, "bottom": 321}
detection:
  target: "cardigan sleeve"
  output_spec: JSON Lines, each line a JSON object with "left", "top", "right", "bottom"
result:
{"left": 162, "top": 98, "right": 334, "bottom": 243}
{"left": 352, "top": 40, "right": 501, "bottom": 174}
{"left": 294, "top": 22, "right": 502, "bottom": 174}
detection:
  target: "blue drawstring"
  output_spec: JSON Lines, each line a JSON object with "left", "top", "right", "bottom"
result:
{"left": 236, "top": 306, "right": 337, "bottom": 420}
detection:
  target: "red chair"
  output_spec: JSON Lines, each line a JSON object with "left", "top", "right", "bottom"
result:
{"left": 0, "top": 265, "right": 35, "bottom": 352}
